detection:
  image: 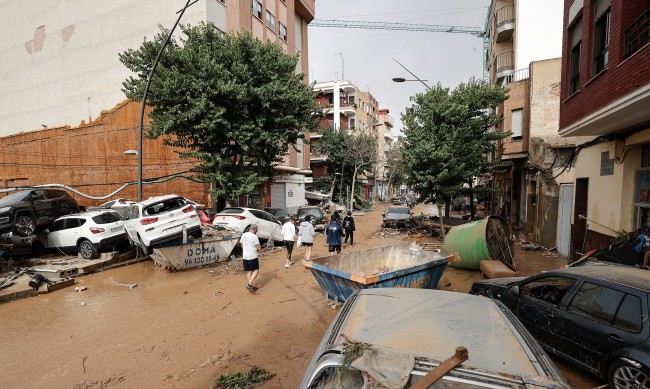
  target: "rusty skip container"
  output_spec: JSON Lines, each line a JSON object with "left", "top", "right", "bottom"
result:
{"left": 303, "top": 244, "right": 449, "bottom": 302}
{"left": 442, "top": 216, "right": 515, "bottom": 271}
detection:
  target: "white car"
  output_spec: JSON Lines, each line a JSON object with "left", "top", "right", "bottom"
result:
{"left": 212, "top": 207, "right": 283, "bottom": 243}
{"left": 37, "top": 210, "right": 129, "bottom": 259}
{"left": 123, "top": 195, "right": 202, "bottom": 252}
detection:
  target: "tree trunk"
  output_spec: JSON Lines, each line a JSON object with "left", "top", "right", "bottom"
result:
{"left": 469, "top": 180, "right": 475, "bottom": 220}
{"left": 436, "top": 199, "right": 446, "bottom": 240}
{"left": 349, "top": 165, "right": 360, "bottom": 210}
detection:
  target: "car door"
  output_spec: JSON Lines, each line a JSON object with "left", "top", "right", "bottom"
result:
{"left": 30, "top": 190, "right": 50, "bottom": 223}
{"left": 61, "top": 217, "right": 84, "bottom": 251}
{"left": 551, "top": 280, "right": 648, "bottom": 371}
{"left": 45, "top": 219, "right": 66, "bottom": 248}
{"left": 249, "top": 210, "right": 272, "bottom": 240}
{"left": 509, "top": 275, "right": 578, "bottom": 350}
{"left": 124, "top": 206, "right": 141, "bottom": 242}
{"left": 264, "top": 212, "right": 282, "bottom": 241}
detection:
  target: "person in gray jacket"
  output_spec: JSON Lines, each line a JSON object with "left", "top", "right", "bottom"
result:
{"left": 299, "top": 216, "right": 316, "bottom": 261}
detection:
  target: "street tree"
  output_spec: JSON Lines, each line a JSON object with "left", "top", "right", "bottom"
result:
{"left": 119, "top": 24, "right": 319, "bottom": 203}
{"left": 384, "top": 147, "right": 406, "bottom": 200}
{"left": 315, "top": 127, "right": 378, "bottom": 209}
{"left": 401, "top": 78, "right": 508, "bottom": 220}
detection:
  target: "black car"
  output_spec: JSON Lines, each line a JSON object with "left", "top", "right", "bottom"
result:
{"left": 264, "top": 207, "right": 290, "bottom": 224}
{"left": 381, "top": 205, "right": 413, "bottom": 228}
{"left": 470, "top": 265, "right": 650, "bottom": 387}
{"left": 0, "top": 189, "right": 80, "bottom": 237}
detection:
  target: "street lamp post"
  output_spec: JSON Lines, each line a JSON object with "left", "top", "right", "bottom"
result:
{"left": 135, "top": 0, "right": 198, "bottom": 201}
{"left": 392, "top": 58, "right": 431, "bottom": 90}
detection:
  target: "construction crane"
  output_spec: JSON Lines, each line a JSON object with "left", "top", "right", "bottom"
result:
{"left": 309, "top": 19, "right": 489, "bottom": 80}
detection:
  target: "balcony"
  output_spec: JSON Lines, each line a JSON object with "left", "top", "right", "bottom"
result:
{"left": 494, "top": 5, "right": 515, "bottom": 43}
{"left": 493, "top": 51, "right": 514, "bottom": 84}
{"left": 502, "top": 67, "right": 529, "bottom": 86}
{"left": 624, "top": 7, "right": 649, "bottom": 58}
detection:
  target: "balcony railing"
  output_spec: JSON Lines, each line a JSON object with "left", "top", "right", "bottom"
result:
{"left": 502, "top": 67, "right": 529, "bottom": 85}
{"left": 494, "top": 5, "right": 515, "bottom": 42}
{"left": 492, "top": 51, "right": 514, "bottom": 82}
{"left": 624, "top": 7, "right": 650, "bottom": 58}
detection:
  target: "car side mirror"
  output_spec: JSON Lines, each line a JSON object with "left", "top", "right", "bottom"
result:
{"left": 510, "top": 285, "right": 520, "bottom": 296}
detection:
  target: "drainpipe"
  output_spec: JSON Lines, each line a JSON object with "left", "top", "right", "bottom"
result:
{"left": 534, "top": 172, "right": 540, "bottom": 243}
{"left": 333, "top": 81, "right": 341, "bottom": 130}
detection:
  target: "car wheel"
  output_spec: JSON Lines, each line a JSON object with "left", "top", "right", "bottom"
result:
{"left": 191, "top": 229, "right": 203, "bottom": 240}
{"left": 78, "top": 239, "right": 98, "bottom": 259}
{"left": 609, "top": 360, "right": 650, "bottom": 389}
{"left": 15, "top": 215, "right": 36, "bottom": 237}
{"left": 32, "top": 241, "right": 48, "bottom": 257}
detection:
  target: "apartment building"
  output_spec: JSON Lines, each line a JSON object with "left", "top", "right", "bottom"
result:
{"left": 0, "top": 0, "right": 315, "bottom": 211}
{"left": 376, "top": 109, "right": 395, "bottom": 202}
{"left": 558, "top": 0, "right": 650, "bottom": 257}
{"left": 485, "top": 0, "right": 599, "bottom": 255}
{"left": 309, "top": 80, "right": 383, "bottom": 201}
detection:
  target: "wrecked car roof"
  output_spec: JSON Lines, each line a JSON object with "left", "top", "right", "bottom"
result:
{"left": 335, "top": 288, "right": 551, "bottom": 379}
{"left": 554, "top": 266, "right": 650, "bottom": 291}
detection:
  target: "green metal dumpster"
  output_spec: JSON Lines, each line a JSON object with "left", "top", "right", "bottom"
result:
{"left": 442, "top": 216, "right": 515, "bottom": 271}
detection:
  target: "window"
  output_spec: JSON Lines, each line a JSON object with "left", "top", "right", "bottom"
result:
{"left": 593, "top": 0, "right": 610, "bottom": 75}
{"left": 266, "top": 10, "right": 276, "bottom": 32}
{"left": 511, "top": 108, "right": 523, "bottom": 140}
{"left": 519, "top": 276, "right": 576, "bottom": 305}
{"left": 349, "top": 96, "right": 355, "bottom": 104}
{"left": 567, "top": 282, "right": 641, "bottom": 331}
{"left": 252, "top": 0, "right": 262, "bottom": 19}
{"left": 349, "top": 118, "right": 355, "bottom": 129}
{"left": 327, "top": 97, "right": 333, "bottom": 105}
{"left": 600, "top": 151, "right": 614, "bottom": 176}
{"left": 279, "top": 22, "right": 287, "bottom": 41}
{"left": 569, "top": 17, "right": 582, "bottom": 95}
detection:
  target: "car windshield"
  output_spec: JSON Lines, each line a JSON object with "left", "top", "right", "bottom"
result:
{"left": 91, "top": 211, "right": 122, "bottom": 224}
{"left": 388, "top": 207, "right": 410, "bottom": 214}
{"left": 0, "top": 191, "right": 30, "bottom": 204}
{"left": 300, "top": 209, "right": 321, "bottom": 217}
{"left": 273, "top": 209, "right": 288, "bottom": 218}
{"left": 143, "top": 198, "right": 187, "bottom": 216}
{"left": 219, "top": 208, "right": 245, "bottom": 214}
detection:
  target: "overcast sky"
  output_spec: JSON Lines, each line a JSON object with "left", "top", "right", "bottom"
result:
{"left": 307, "top": 0, "right": 563, "bottom": 135}
{"left": 308, "top": 1, "right": 490, "bottom": 135}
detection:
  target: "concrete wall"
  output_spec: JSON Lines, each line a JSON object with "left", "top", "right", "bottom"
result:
{"left": 0, "top": 0, "right": 218, "bottom": 137}
{"left": 0, "top": 100, "right": 209, "bottom": 208}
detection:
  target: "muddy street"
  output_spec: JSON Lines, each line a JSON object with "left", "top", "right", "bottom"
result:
{"left": 0, "top": 204, "right": 602, "bottom": 388}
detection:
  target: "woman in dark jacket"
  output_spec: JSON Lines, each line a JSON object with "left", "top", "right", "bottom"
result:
{"left": 342, "top": 211, "right": 356, "bottom": 246}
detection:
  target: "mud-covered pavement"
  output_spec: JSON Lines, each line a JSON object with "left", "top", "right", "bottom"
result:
{"left": 0, "top": 204, "right": 603, "bottom": 388}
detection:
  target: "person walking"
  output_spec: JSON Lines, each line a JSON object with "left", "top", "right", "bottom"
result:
{"left": 299, "top": 216, "right": 316, "bottom": 261}
{"left": 282, "top": 215, "right": 297, "bottom": 268}
{"left": 326, "top": 217, "right": 344, "bottom": 256}
{"left": 240, "top": 224, "right": 262, "bottom": 293}
{"left": 342, "top": 210, "right": 356, "bottom": 246}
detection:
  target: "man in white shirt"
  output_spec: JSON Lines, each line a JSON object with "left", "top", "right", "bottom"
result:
{"left": 240, "top": 224, "right": 262, "bottom": 293}
{"left": 281, "top": 215, "right": 297, "bottom": 268}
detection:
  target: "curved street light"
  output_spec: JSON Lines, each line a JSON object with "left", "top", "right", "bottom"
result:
{"left": 136, "top": 0, "right": 199, "bottom": 201}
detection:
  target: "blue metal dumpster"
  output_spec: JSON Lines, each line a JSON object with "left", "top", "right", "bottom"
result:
{"left": 304, "top": 244, "right": 449, "bottom": 302}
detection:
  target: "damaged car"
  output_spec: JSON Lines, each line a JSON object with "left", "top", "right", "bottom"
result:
{"left": 123, "top": 195, "right": 202, "bottom": 253}
{"left": 381, "top": 205, "right": 413, "bottom": 229}
{"left": 470, "top": 265, "right": 650, "bottom": 388}
{"left": 300, "top": 288, "right": 569, "bottom": 388}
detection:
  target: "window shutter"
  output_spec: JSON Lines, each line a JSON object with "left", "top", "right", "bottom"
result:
{"left": 594, "top": 0, "right": 610, "bottom": 19}
{"left": 571, "top": 17, "right": 583, "bottom": 48}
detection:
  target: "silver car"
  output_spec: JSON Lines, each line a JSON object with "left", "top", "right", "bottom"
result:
{"left": 300, "top": 288, "right": 569, "bottom": 389}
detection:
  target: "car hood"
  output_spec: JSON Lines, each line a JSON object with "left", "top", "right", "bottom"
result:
{"left": 384, "top": 213, "right": 411, "bottom": 220}
{"left": 475, "top": 276, "right": 525, "bottom": 287}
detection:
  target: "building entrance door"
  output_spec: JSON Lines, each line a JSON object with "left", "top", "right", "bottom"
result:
{"left": 557, "top": 184, "right": 574, "bottom": 258}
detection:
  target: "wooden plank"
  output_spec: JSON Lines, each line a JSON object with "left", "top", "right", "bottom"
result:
{"left": 411, "top": 346, "right": 468, "bottom": 389}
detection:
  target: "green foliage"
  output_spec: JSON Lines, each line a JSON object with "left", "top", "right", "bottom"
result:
{"left": 401, "top": 77, "right": 509, "bottom": 204}
{"left": 314, "top": 126, "right": 378, "bottom": 206}
{"left": 214, "top": 367, "right": 275, "bottom": 389}
{"left": 120, "top": 24, "right": 319, "bottom": 200}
